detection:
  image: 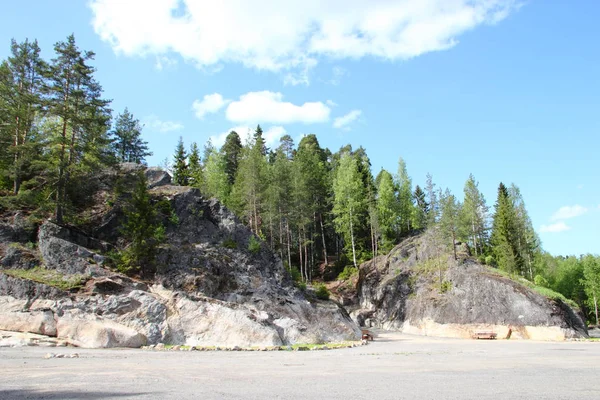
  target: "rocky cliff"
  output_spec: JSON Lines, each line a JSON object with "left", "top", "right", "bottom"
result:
{"left": 0, "top": 164, "right": 360, "bottom": 348}
{"left": 334, "top": 230, "right": 588, "bottom": 340}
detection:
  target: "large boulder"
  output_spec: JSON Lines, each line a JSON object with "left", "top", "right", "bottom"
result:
{"left": 56, "top": 317, "right": 146, "bottom": 348}
{"left": 351, "top": 233, "right": 588, "bottom": 340}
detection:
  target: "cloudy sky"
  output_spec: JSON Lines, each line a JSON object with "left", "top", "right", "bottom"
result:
{"left": 1, "top": 1, "right": 598, "bottom": 256}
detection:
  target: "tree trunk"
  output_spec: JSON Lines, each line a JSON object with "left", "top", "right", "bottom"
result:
{"left": 319, "top": 213, "right": 328, "bottom": 263}
{"left": 594, "top": 294, "right": 599, "bottom": 327}
{"left": 452, "top": 230, "right": 457, "bottom": 260}
{"left": 349, "top": 208, "right": 357, "bottom": 268}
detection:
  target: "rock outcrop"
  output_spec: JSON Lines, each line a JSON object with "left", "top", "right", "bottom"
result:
{"left": 0, "top": 165, "right": 360, "bottom": 348}
{"left": 343, "top": 231, "right": 588, "bottom": 340}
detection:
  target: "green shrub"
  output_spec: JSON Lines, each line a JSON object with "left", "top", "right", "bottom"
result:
{"left": 314, "top": 283, "right": 330, "bottom": 300}
{"left": 248, "top": 235, "right": 261, "bottom": 254}
{"left": 222, "top": 238, "right": 237, "bottom": 249}
{"left": 478, "top": 255, "right": 486, "bottom": 265}
{"left": 534, "top": 274, "right": 549, "bottom": 288}
{"left": 440, "top": 280, "right": 452, "bottom": 293}
{"left": 337, "top": 265, "right": 358, "bottom": 281}
{"left": 287, "top": 266, "right": 302, "bottom": 282}
{"left": 297, "top": 282, "right": 307, "bottom": 291}
{"left": 485, "top": 255, "right": 495, "bottom": 266}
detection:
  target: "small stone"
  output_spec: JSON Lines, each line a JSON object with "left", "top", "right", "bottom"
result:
{"left": 155, "top": 343, "right": 165, "bottom": 350}
{"left": 44, "top": 353, "right": 55, "bottom": 359}
{"left": 56, "top": 354, "right": 65, "bottom": 358}
{"left": 172, "top": 345, "right": 181, "bottom": 351}
{"left": 69, "top": 353, "right": 79, "bottom": 358}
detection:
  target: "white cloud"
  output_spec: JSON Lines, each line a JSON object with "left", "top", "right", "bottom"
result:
{"left": 226, "top": 91, "right": 330, "bottom": 124}
{"left": 210, "top": 125, "right": 286, "bottom": 148}
{"left": 550, "top": 205, "right": 588, "bottom": 221}
{"left": 143, "top": 115, "right": 183, "bottom": 133}
{"left": 192, "top": 93, "right": 230, "bottom": 119}
{"left": 540, "top": 222, "right": 571, "bottom": 233}
{"left": 333, "top": 109, "right": 362, "bottom": 129}
{"left": 326, "top": 100, "right": 338, "bottom": 107}
{"left": 90, "top": 0, "right": 519, "bottom": 79}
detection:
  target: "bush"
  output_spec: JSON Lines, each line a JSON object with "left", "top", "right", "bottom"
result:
{"left": 440, "top": 280, "right": 452, "bottom": 293}
{"left": 297, "top": 282, "right": 307, "bottom": 291}
{"left": 534, "top": 274, "right": 549, "bottom": 288}
{"left": 248, "top": 235, "right": 261, "bottom": 254}
{"left": 287, "top": 266, "right": 302, "bottom": 282}
{"left": 478, "top": 255, "right": 486, "bottom": 265}
{"left": 337, "top": 265, "right": 358, "bottom": 281}
{"left": 314, "top": 283, "right": 330, "bottom": 300}
{"left": 485, "top": 255, "right": 496, "bottom": 266}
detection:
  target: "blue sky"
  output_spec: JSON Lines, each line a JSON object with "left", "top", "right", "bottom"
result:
{"left": 1, "top": 1, "right": 598, "bottom": 256}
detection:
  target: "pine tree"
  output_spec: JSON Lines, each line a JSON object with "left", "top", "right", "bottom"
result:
{"left": 44, "top": 34, "right": 112, "bottom": 223}
{"left": 188, "top": 142, "right": 203, "bottom": 189}
{"left": 203, "top": 145, "right": 229, "bottom": 201}
{"left": 425, "top": 173, "right": 439, "bottom": 226}
{"left": 172, "top": 136, "right": 188, "bottom": 186}
{"left": 508, "top": 184, "right": 540, "bottom": 279}
{"left": 0, "top": 39, "right": 45, "bottom": 194}
{"left": 491, "top": 182, "right": 523, "bottom": 273}
{"left": 111, "top": 108, "right": 151, "bottom": 164}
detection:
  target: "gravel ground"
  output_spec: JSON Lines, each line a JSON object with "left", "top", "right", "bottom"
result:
{"left": 1, "top": 331, "right": 598, "bottom": 400}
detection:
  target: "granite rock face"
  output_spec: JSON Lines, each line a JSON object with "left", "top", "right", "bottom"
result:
{"left": 345, "top": 232, "right": 588, "bottom": 340}
{"left": 0, "top": 164, "right": 360, "bottom": 348}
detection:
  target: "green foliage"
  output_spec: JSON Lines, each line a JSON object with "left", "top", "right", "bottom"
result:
{"left": 485, "top": 255, "right": 496, "bottom": 266}
{"left": 3, "top": 267, "right": 87, "bottom": 291}
{"left": 314, "top": 283, "right": 330, "bottom": 300}
{"left": 118, "top": 171, "right": 165, "bottom": 277}
{"left": 222, "top": 237, "right": 237, "bottom": 249}
{"left": 248, "top": 235, "right": 261, "bottom": 254}
{"left": 172, "top": 136, "right": 189, "bottom": 186}
{"left": 111, "top": 108, "right": 151, "bottom": 164}
{"left": 440, "top": 280, "right": 452, "bottom": 293}
{"left": 296, "top": 282, "right": 307, "bottom": 291}
{"left": 534, "top": 274, "right": 549, "bottom": 287}
{"left": 337, "top": 265, "right": 358, "bottom": 281}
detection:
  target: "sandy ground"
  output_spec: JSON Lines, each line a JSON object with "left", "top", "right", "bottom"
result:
{"left": 1, "top": 331, "right": 599, "bottom": 400}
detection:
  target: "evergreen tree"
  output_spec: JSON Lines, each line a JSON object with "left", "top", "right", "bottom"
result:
{"left": 461, "top": 174, "right": 489, "bottom": 256}
{"left": 172, "top": 136, "right": 188, "bottom": 186}
{"left": 490, "top": 182, "right": 523, "bottom": 274}
{"left": 221, "top": 130, "right": 242, "bottom": 185}
{"left": 412, "top": 185, "right": 428, "bottom": 230}
{"left": 425, "top": 173, "right": 439, "bottom": 226}
{"left": 44, "top": 34, "right": 112, "bottom": 223}
{"left": 119, "top": 171, "right": 165, "bottom": 278}
{"left": 111, "top": 108, "right": 151, "bottom": 164}
{"left": 188, "top": 142, "right": 203, "bottom": 189}
{"left": 0, "top": 39, "right": 45, "bottom": 194}
{"left": 508, "top": 184, "right": 540, "bottom": 279}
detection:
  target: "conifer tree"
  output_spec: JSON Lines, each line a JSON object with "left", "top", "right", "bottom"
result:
{"left": 111, "top": 108, "right": 151, "bottom": 164}
{"left": 172, "top": 136, "right": 189, "bottom": 186}
{"left": 461, "top": 174, "right": 489, "bottom": 256}
{"left": 425, "top": 173, "right": 439, "bottom": 226}
{"left": 119, "top": 171, "right": 165, "bottom": 278}
{"left": 44, "top": 34, "right": 112, "bottom": 223}
{"left": 508, "top": 184, "right": 540, "bottom": 279}
{"left": 439, "top": 188, "right": 462, "bottom": 260}
{"left": 412, "top": 185, "right": 428, "bottom": 230}
{"left": 203, "top": 144, "right": 229, "bottom": 202}
{"left": 221, "top": 130, "right": 242, "bottom": 185}
{"left": 491, "top": 182, "right": 523, "bottom": 273}
{"left": 0, "top": 39, "right": 45, "bottom": 194}
{"left": 188, "top": 142, "right": 203, "bottom": 189}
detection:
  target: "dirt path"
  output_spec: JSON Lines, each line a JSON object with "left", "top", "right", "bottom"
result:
{"left": 1, "top": 332, "right": 598, "bottom": 399}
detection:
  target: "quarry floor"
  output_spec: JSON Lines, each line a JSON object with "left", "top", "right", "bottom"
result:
{"left": 1, "top": 331, "right": 598, "bottom": 400}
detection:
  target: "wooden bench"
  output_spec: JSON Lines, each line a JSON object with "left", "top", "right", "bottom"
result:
{"left": 472, "top": 331, "right": 497, "bottom": 340}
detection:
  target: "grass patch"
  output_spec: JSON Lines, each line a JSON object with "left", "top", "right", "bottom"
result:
{"left": 2, "top": 267, "right": 87, "bottom": 291}
{"left": 485, "top": 267, "right": 579, "bottom": 309}
{"left": 337, "top": 265, "right": 358, "bottom": 281}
